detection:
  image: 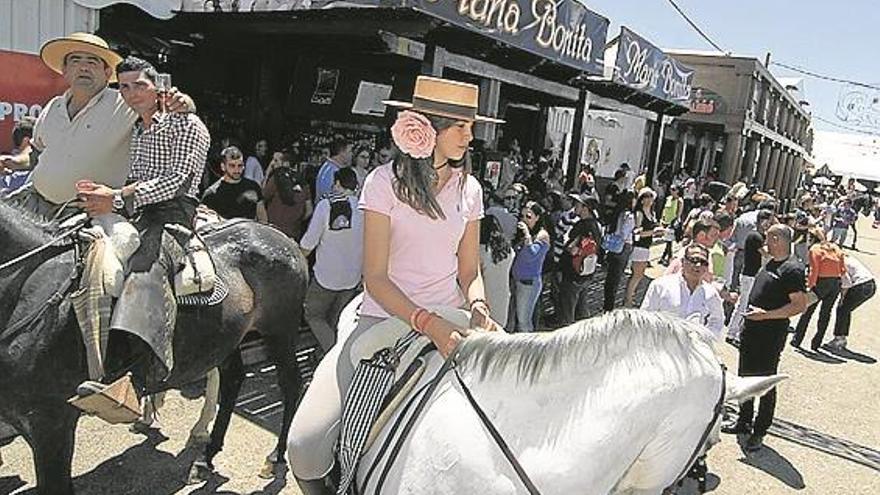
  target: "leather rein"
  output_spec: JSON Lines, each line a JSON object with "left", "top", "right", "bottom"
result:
{"left": 361, "top": 354, "right": 727, "bottom": 495}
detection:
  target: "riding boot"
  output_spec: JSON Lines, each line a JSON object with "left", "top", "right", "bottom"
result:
{"left": 111, "top": 261, "right": 178, "bottom": 380}
{"left": 294, "top": 476, "right": 333, "bottom": 495}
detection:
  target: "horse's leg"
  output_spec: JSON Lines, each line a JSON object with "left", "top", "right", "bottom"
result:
{"left": 259, "top": 332, "right": 304, "bottom": 479}
{"left": 187, "top": 350, "right": 244, "bottom": 484}
{"left": 187, "top": 367, "right": 220, "bottom": 447}
{"left": 131, "top": 391, "right": 165, "bottom": 433}
{"left": 22, "top": 406, "right": 78, "bottom": 495}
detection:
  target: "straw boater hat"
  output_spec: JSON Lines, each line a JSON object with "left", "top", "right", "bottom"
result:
{"left": 384, "top": 76, "right": 504, "bottom": 124}
{"left": 40, "top": 32, "right": 123, "bottom": 82}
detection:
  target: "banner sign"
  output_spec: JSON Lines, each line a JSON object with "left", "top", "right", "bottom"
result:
{"left": 407, "top": 0, "right": 609, "bottom": 75}
{"left": 351, "top": 81, "right": 393, "bottom": 116}
{"left": 689, "top": 87, "right": 724, "bottom": 115}
{"left": 612, "top": 27, "right": 693, "bottom": 105}
{"left": 0, "top": 50, "right": 68, "bottom": 152}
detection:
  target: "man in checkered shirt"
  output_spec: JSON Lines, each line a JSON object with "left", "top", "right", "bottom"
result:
{"left": 78, "top": 56, "right": 210, "bottom": 385}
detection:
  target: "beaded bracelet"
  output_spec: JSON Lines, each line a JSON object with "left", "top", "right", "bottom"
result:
{"left": 415, "top": 310, "right": 436, "bottom": 333}
{"left": 409, "top": 307, "right": 428, "bottom": 332}
{"left": 469, "top": 298, "right": 489, "bottom": 310}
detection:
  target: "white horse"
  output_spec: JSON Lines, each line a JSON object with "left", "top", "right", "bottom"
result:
{"left": 335, "top": 307, "right": 782, "bottom": 494}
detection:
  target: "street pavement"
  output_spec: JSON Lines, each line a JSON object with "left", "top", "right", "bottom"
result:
{"left": 2, "top": 218, "right": 879, "bottom": 494}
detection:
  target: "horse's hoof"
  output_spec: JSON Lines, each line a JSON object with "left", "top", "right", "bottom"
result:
{"left": 186, "top": 460, "right": 212, "bottom": 485}
{"left": 129, "top": 421, "right": 153, "bottom": 434}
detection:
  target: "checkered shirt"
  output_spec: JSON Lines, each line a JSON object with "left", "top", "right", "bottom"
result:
{"left": 128, "top": 112, "right": 211, "bottom": 209}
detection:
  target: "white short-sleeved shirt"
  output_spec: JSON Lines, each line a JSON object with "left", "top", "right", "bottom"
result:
{"left": 359, "top": 164, "right": 484, "bottom": 318}
{"left": 842, "top": 255, "right": 874, "bottom": 289}
{"left": 31, "top": 88, "right": 137, "bottom": 204}
{"left": 300, "top": 194, "right": 364, "bottom": 291}
{"left": 641, "top": 273, "right": 725, "bottom": 340}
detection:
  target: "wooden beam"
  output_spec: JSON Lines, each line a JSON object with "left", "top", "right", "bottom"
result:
{"left": 380, "top": 31, "right": 580, "bottom": 101}
{"left": 587, "top": 92, "right": 659, "bottom": 122}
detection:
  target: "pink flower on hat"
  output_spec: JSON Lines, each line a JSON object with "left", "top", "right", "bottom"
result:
{"left": 391, "top": 110, "right": 436, "bottom": 159}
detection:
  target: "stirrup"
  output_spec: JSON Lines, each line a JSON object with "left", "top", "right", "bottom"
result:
{"left": 68, "top": 373, "right": 142, "bottom": 424}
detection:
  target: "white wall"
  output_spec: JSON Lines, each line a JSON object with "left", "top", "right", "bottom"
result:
{"left": 0, "top": 0, "right": 98, "bottom": 55}
{"left": 581, "top": 109, "right": 647, "bottom": 178}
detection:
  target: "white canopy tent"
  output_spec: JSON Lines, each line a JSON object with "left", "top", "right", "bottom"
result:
{"left": 812, "top": 130, "right": 880, "bottom": 182}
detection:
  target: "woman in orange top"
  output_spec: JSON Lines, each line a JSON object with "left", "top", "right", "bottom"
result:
{"left": 792, "top": 228, "right": 846, "bottom": 350}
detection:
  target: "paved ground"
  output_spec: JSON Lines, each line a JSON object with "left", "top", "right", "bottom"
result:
{"left": 2, "top": 218, "right": 878, "bottom": 494}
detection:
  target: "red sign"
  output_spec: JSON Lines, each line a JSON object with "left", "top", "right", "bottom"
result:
{"left": 0, "top": 50, "right": 68, "bottom": 152}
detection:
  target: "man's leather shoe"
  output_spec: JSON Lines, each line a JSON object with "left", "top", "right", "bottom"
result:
{"left": 745, "top": 434, "right": 765, "bottom": 452}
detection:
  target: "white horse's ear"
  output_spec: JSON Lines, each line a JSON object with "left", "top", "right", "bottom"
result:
{"left": 725, "top": 374, "right": 789, "bottom": 403}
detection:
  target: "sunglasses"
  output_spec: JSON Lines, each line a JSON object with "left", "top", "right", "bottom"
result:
{"left": 684, "top": 256, "right": 709, "bottom": 267}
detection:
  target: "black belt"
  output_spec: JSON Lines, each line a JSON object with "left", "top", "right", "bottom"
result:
{"left": 518, "top": 278, "right": 536, "bottom": 286}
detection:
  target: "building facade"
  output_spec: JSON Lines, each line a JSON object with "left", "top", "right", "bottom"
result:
{"left": 662, "top": 51, "right": 813, "bottom": 199}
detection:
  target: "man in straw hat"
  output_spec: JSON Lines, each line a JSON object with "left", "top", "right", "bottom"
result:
{"left": 2, "top": 32, "right": 193, "bottom": 220}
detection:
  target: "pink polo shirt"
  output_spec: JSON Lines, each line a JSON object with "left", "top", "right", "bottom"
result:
{"left": 359, "top": 163, "right": 484, "bottom": 318}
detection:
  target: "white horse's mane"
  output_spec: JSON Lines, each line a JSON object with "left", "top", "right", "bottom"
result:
{"left": 456, "top": 309, "right": 717, "bottom": 385}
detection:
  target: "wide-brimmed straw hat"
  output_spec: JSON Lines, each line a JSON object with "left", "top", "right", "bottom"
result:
{"left": 41, "top": 32, "right": 123, "bottom": 83}
{"left": 384, "top": 76, "right": 504, "bottom": 124}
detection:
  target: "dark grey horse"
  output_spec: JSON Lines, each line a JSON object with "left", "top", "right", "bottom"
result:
{"left": 0, "top": 199, "right": 309, "bottom": 494}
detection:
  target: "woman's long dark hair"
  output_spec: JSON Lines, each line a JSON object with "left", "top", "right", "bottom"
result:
{"left": 391, "top": 114, "right": 471, "bottom": 220}
{"left": 608, "top": 189, "right": 635, "bottom": 234}
{"left": 480, "top": 214, "right": 512, "bottom": 264}
{"left": 514, "top": 201, "right": 552, "bottom": 247}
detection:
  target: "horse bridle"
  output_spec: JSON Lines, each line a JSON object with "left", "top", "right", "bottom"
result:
{"left": 363, "top": 355, "right": 727, "bottom": 495}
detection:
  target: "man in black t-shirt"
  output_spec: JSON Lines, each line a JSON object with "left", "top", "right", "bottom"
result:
{"left": 202, "top": 145, "right": 268, "bottom": 221}
{"left": 724, "top": 224, "right": 807, "bottom": 452}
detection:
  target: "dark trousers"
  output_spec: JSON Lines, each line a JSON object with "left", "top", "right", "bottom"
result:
{"left": 304, "top": 279, "right": 359, "bottom": 352}
{"left": 834, "top": 280, "right": 876, "bottom": 337}
{"left": 603, "top": 244, "right": 632, "bottom": 311}
{"left": 661, "top": 241, "right": 674, "bottom": 262}
{"left": 731, "top": 249, "right": 745, "bottom": 292}
{"left": 558, "top": 277, "right": 590, "bottom": 325}
{"left": 130, "top": 197, "right": 198, "bottom": 272}
{"left": 792, "top": 277, "right": 841, "bottom": 348}
{"left": 737, "top": 322, "right": 788, "bottom": 436}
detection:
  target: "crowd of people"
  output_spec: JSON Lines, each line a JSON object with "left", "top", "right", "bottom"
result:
{"left": 2, "top": 33, "right": 879, "bottom": 490}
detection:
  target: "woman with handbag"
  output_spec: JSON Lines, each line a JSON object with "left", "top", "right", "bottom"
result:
{"left": 287, "top": 76, "right": 503, "bottom": 494}
{"left": 659, "top": 185, "right": 683, "bottom": 265}
{"left": 602, "top": 189, "right": 636, "bottom": 311}
{"left": 625, "top": 187, "right": 662, "bottom": 307}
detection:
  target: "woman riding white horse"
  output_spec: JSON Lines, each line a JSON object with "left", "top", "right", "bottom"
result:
{"left": 287, "top": 76, "right": 504, "bottom": 494}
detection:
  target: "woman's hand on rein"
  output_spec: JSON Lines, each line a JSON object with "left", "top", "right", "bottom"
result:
{"left": 469, "top": 302, "right": 502, "bottom": 332}
{"left": 423, "top": 316, "right": 468, "bottom": 358}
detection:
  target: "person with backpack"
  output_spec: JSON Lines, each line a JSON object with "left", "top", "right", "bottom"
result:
{"left": 264, "top": 150, "right": 312, "bottom": 239}
{"left": 557, "top": 193, "right": 603, "bottom": 325}
{"left": 299, "top": 167, "right": 363, "bottom": 352}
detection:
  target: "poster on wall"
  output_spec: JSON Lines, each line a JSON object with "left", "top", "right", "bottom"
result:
{"left": 581, "top": 136, "right": 605, "bottom": 170}
{"left": 351, "top": 81, "right": 393, "bottom": 116}
{"left": 484, "top": 160, "right": 502, "bottom": 190}
{"left": 311, "top": 68, "right": 340, "bottom": 105}
{"left": 0, "top": 50, "right": 67, "bottom": 153}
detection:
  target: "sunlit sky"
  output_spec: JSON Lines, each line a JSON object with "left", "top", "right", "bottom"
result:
{"left": 583, "top": 0, "right": 880, "bottom": 135}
